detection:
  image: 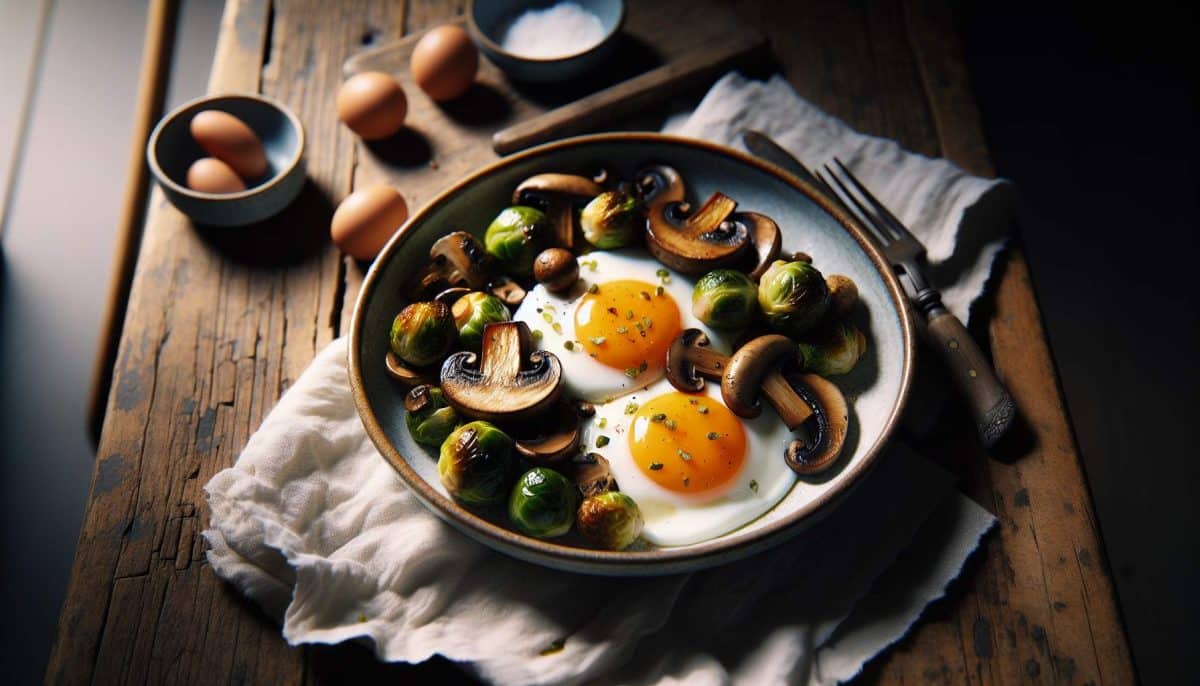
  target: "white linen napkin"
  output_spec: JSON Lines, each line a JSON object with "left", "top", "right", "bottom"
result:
{"left": 204, "top": 72, "right": 1006, "bottom": 684}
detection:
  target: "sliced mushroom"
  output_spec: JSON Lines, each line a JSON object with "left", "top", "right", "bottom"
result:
{"left": 511, "top": 403, "right": 581, "bottom": 466}
{"left": 434, "top": 286, "right": 471, "bottom": 305}
{"left": 782, "top": 372, "right": 848, "bottom": 474}
{"left": 740, "top": 212, "right": 783, "bottom": 282}
{"left": 417, "top": 231, "right": 493, "bottom": 294}
{"left": 512, "top": 173, "right": 602, "bottom": 250}
{"left": 645, "top": 191, "right": 751, "bottom": 274}
{"left": 440, "top": 321, "right": 563, "bottom": 423}
{"left": 385, "top": 352, "right": 437, "bottom": 387}
{"left": 565, "top": 452, "right": 618, "bottom": 498}
{"left": 721, "top": 335, "right": 812, "bottom": 427}
{"left": 489, "top": 274, "right": 527, "bottom": 307}
{"left": 634, "top": 164, "right": 685, "bottom": 210}
{"left": 665, "top": 328, "right": 728, "bottom": 392}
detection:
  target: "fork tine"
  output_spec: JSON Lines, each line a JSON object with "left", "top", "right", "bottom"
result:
{"left": 831, "top": 158, "right": 909, "bottom": 240}
{"left": 818, "top": 165, "right": 893, "bottom": 246}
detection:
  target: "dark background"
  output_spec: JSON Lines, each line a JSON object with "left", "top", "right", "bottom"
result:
{"left": 1, "top": 1, "right": 1196, "bottom": 683}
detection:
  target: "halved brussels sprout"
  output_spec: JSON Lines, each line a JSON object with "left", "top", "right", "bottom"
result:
{"left": 692, "top": 269, "right": 758, "bottom": 330}
{"left": 484, "top": 206, "right": 549, "bottom": 276}
{"left": 580, "top": 190, "right": 642, "bottom": 249}
{"left": 438, "top": 421, "right": 514, "bottom": 506}
{"left": 405, "top": 385, "right": 460, "bottom": 447}
{"left": 508, "top": 467, "right": 579, "bottom": 538}
{"left": 452, "top": 291, "right": 511, "bottom": 350}
{"left": 797, "top": 319, "right": 867, "bottom": 376}
{"left": 577, "top": 491, "right": 643, "bottom": 550}
{"left": 390, "top": 301, "right": 457, "bottom": 367}
{"left": 757, "top": 260, "right": 830, "bottom": 335}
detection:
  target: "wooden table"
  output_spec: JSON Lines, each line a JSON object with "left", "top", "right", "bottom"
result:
{"left": 47, "top": 1, "right": 1135, "bottom": 683}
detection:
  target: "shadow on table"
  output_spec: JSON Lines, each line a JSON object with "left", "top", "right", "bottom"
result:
{"left": 192, "top": 180, "right": 334, "bottom": 267}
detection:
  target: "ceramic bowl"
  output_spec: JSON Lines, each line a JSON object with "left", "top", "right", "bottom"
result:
{"left": 467, "top": 0, "right": 625, "bottom": 83}
{"left": 147, "top": 93, "right": 306, "bottom": 227}
{"left": 349, "top": 133, "right": 915, "bottom": 575}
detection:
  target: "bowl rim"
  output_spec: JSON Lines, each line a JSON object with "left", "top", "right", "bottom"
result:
{"left": 146, "top": 92, "right": 307, "bottom": 201}
{"left": 348, "top": 132, "right": 915, "bottom": 570}
{"left": 465, "top": 0, "right": 627, "bottom": 65}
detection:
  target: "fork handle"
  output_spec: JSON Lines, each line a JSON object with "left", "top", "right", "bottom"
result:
{"left": 925, "top": 310, "right": 1016, "bottom": 448}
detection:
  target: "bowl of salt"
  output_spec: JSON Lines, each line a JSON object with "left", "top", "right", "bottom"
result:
{"left": 467, "top": 0, "right": 625, "bottom": 83}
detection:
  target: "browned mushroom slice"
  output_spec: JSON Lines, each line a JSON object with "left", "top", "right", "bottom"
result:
{"left": 417, "top": 231, "right": 493, "bottom": 294}
{"left": 720, "top": 335, "right": 812, "bottom": 426}
{"left": 564, "top": 451, "right": 618, "bottom": 497}
{"left": 645, "top": 192, "right": 751, "bottom": 274}
{"left": 385, "top": 351, "right": 437, "bottom": 387}
{"left": 634, "top": 164, "right": 686, "bottom": 210}
{"left": 489, "top": 274, "right": 527, "bottom": 307}
{"left": 511, "top": 403, "right": 581, "bottom": 466}
{"left": 434, "top": 286, "right": 471, "bottom": 305}
{"left": 440, "top": 321, "right": 563, "bottom": 423}
{"left": 740, "top": 212, "right": 783, "bottom": 282}
{"left": 665, "top": 328, "right": 727, "bottom": 392}
{"left": 782, "top": 372, "right": 848, "bottom": 475}
{"left": 512, "top": 174, "right": 602, "bottom": 249}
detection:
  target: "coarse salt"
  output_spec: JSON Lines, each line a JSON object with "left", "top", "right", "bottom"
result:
{"left": 501, "top": 2, "right": 606, "bottom": 59}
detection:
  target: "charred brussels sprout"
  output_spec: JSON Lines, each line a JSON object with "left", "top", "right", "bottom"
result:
{"left": 438, "top": 421, "right": 514, "bottom": 506}
{"left": 692, "top": 269, "right": 758, "bottom": 330}
{"left": 757, "top": 260, "right": 830, "bottom": 335}
{"left": 484, "top": 206, "right": 549, "bottom": 276}
{"left": 451, "top": 291, "right": 511, "bottom": 350}
{"left": 577, "top": 491, "right": 643, "bottom": 550}
{"left": 390, "top": 301, "right": 456, "bottom": 367}
{"left": 508, "top": 467, "right": 579, "bottom": 538}
{"left": 797, "top": 319, "right": 868, "bottom": 376}
{"left": 404, "top": 385, "right": 459, "bottom": 447}
{"left": 580, "top": 191, "right": 642, "bottom": 249}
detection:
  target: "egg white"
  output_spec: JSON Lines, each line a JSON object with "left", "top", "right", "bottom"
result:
{"left": 585, "top": 377, "right": 798, "bottom": 547}
{"left": 512, "top": 250, "right": 731, "bottom": 403}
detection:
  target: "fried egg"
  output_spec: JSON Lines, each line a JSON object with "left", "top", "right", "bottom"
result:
{"left": 513, "top": 250, "right": 731, "bottom": 402}
{"left": 586, "top": 377, "right": 798, "bottom": 546}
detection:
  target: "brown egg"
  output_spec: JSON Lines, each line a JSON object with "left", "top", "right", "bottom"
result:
{"left": 331, "top": 185, "right": 409, "bottom": 261}
{"left": 336, "top": 72, "right": 408, "bottom": 141}
{"left": 189, "top": 110, "right": 268, "bottom": 180}
{"left": 411, "top": 25, "right": 478, "bottom": 102}
{"left": 186, "top": 157, "right": 246, "bottom": 194}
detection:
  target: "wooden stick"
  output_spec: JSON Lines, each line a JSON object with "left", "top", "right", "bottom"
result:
{"left": 492, "top": 30, "right": 765, "bottom": 155}
{"left": 86, "top": 0, "right": 179, "bottom": 447}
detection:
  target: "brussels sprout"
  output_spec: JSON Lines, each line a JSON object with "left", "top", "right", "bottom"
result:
{"left": 757, "top": 260, "right": 831, "bottom": 335}
{"left": 580, "top": 190, "right": 642, "bottom": 249}
{"left": 508, "top": 467, "right": 579, "bottom": 538}
{"left": 692, "top": 269, "right": 758, "bottom": 330}
{"left": 438, "top": 421, "right": 514, "bottom": 505}
{"left": 484, "top": 206, "right": 549, "bottom": 276}
{"left": 390, "top": 301, "right": 457, "bottom": 367}
{"left": 577, "top": 491, "right": 644, "bottom": 550}
{"left": 797, "top": 319, "right": 867, "bottom": 376}
{"left": 404, "top": 385, "right": 459, "bottom": 447}
{"left": 451, "top": 291, "right": 511, "bottom": 350}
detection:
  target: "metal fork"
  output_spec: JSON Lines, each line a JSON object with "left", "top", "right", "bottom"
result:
{"left": 817, "top": 158, "right": 1016, "bottom": 448}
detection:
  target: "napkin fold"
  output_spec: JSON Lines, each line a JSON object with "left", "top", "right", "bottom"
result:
{"left": 205, "top": 72, "right": 1007, "bottom": 684}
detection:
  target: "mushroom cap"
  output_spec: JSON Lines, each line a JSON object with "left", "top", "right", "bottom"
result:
{"left": 564, "top": 452, "right": 618, "bottom": 498}
{"left": 512, "top": 173, "right": 602, "bottom": 205}
{"left": 665, "top": 329, "right": 716, "bottom": 392}
{"left": 385, "top": 351, "right": 437, "bottom": 387}
{"left": 635, "top": 164, "right": 686, "bottom": 210}
{"left": 426, "top": 231, "right": 492, "bottom": 291}
{"left": 720, "top": 335, "right": 798, "bottom": 418}
{"left": 512, "top": 403, "right": 581, "bottom": 465}
{"left": 783, "top": 372, "right": 849, "bottom": 475}
{"left": 739, "top": 212, "right": 783, "bottom": 282}
{"left": 439, "top": 321, "right": 563, "bottom": 423}
{"left": 645, "top": 192, "right": 751, "bottom": 275}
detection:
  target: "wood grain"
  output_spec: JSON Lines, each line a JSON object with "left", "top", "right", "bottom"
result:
{"left": 47, "top": 0, "right": 1134, "bottom": 683}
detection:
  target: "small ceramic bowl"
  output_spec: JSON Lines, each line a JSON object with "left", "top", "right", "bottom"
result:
{"left": 147, "top": 93, "right": 306, "bottom": 227}
{"left": 467, "top": 0, "right": 625, "bottom": 83}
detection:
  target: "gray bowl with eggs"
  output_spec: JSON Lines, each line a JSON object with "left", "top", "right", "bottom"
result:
{"left": 349, "top": 133, "right": 915, "bottom": 575}
{"left": 148, "top": 93, "right": 307, "bottom": 227}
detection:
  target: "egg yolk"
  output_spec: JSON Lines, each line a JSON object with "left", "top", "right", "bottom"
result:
{"left": 628, "top": 392, "right": 748, "bottom": 498}
{"left": 574, "top": 279, "right": 683, "bottom": 376}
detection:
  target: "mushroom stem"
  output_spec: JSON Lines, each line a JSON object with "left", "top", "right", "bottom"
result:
{"left": 646, "top": 192, "right": 751, "bottom": 274}
{"left": 761, "top": 371, "right": 814, "bottom": 429}
{"left": 440, "top": 321, "right": 564, "bottom": 423}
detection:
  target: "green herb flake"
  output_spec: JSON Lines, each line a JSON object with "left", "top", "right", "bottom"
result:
{"left": 707, "top": 432, "right": 720, "bottom": 440}
{"left": 357, "top": 613, "right": 368, "bottom": 623}
{"left": 539, "top": 637, "right": 567, "bottom": 656}
{"left": 532, "top": 329, "right": 543, "bottom": 341}
{"left": 624, "top": 401, "right": 639, "bottom": 415}
{"left": 650, "top": 413, "right": 666, "bottom": 423}
{"left": 656, "top": 268, "right": 670, "bottom": 280}
{"left": 626, "top": 310, "right": 635, "bottom": 320}
{"left": 552, "top": 322, "right": 564, "bottom": 334}
{"left": 677, "top": 449, "right": 693, "bottom": 462}
{"left": 649, "top": 462, "right": 664, "bottom": 471}
{"left": 625, "top": 367, "right": 641, "bottom": 378}
{"left": 596, "top": 435, "right": 610, "bottom": 448}
{"left": 697, "top": 405, "right": 709, "bottom": 414}
{"left": 587, "top": 283, "right": 599, "bottom": 294}
{"left": 589, "top": 336, "right": 607, "bottom": 345}
{"left": 664, "top": 419, "right": 677, "bottom": 430}
{"left": 750, "top": 480, "right": 759, "bottom": 493}
{"left": 541, "top": 312, "right": 554, "bottom": 323}
{"left": 616, "top": 326, "right": 629, "bottom": 334}
{"left": 656, "top": 285, "right": 665, "bottom": 296}
{"left": 688, "top": 398, "right": 698, "bottom": 405}
{"left": 564, "top": 340, "right": 575, "bottom": 351}
{"left": 598, "top": 417, "right": 607, "bottom": 428}
{"left": 641, "top": 316, "right": 653, "bottom": 330}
